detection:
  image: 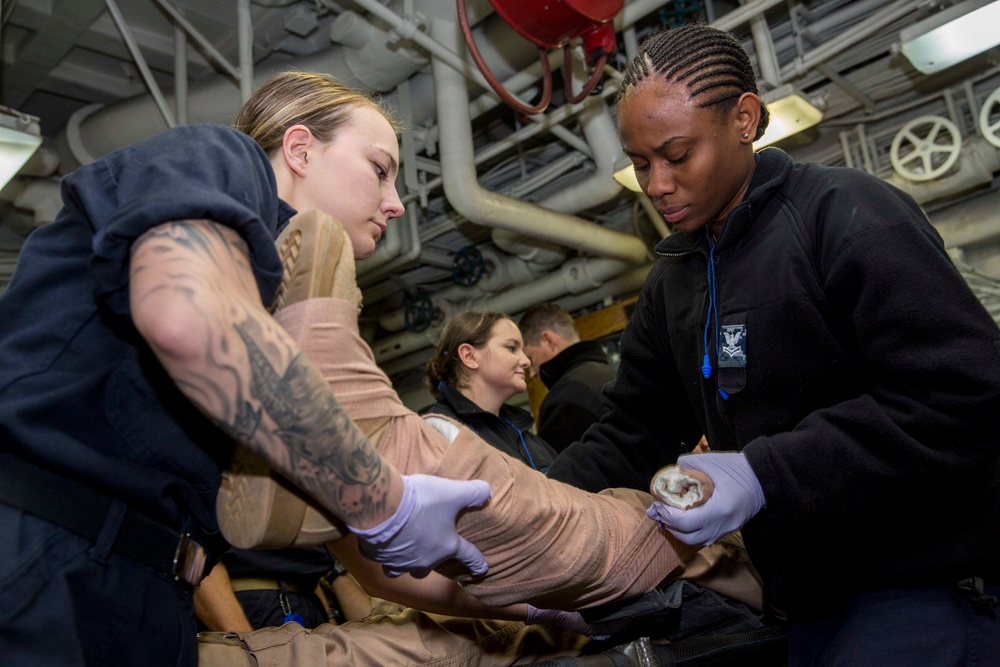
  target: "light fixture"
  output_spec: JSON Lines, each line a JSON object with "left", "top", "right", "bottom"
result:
{"left": 899, "top": 0, "right": 1000, "bottom": 75}
{"left": 0, "top": 106, "right": 42, "bottom": 190}
{"left": 612, "top": 155, "right": 643, "bottom": 193}
{"left": 610, "top": 83, "right": 823, "bottom": 188}
{"left": 755, "top": 84, "right": 824, "bottom": 148}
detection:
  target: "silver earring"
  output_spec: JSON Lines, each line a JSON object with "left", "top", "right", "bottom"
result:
{"left": 742, "top": 133, "right": 749, "bottom": 139}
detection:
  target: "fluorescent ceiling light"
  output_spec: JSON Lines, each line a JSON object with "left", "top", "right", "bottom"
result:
{"left": 611, "top": 84, "right": 824, "bottom": 187}
{"left": 755, "top": 84, "right": 824, "bottom": 148}
{"left": 899, "top": 0, "right": 1000, "bottom": 75}
{"left": 612, "top": 156, "right": 643, "bottom": 193}
{"left": 0, "top": 106, "right": 42, "bottom": 190}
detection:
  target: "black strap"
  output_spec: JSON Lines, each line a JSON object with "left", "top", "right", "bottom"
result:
{"left": 0, "top": 453, "right": 206, "bottom": 587}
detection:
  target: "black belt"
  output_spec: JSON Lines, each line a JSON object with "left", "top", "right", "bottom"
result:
{"left": 0, "top": 453, "right": 207, "bottom": 588}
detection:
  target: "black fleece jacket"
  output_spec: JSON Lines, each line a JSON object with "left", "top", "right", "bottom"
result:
{"left": 424, "top": 382, "right": 558, "bottom": 472}
{"left": 537, "top": 341, "right": 616, "bottom": 453}
{"left": 548, "top": 148, "right": 1000, "bottom": 619}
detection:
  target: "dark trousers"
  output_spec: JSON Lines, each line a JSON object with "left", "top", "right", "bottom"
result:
{"left": 0, "top": 505, "right": 197, "bottom": 667}
{"left": 788, "top": 584, "right": 1000, "bottom": 666}
{"left": 234, "top": 588, "right": 328, "bottom": 629}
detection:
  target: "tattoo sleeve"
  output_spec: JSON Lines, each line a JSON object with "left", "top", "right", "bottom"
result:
{"left": 129, "top": 220, "right": 395, "bottom": 526}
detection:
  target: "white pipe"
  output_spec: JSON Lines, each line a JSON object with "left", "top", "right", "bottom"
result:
{"left": 484, "top": 77, "right": 627, "bottom": 266}
{"left": 930, "top": 189, "right": 1000, "bottom": 250}
{"left": 550, "top": 263, "right": 651, "bottom": 315}
{"left": 534, "top": 89, "right": 624, "bottom": 213}
{"left": 105, "top": 0, "right": 176, "bottom": 128}
{"left": 238, "top": 0, "right": 254, "bottom": 102}
{"left": 372, "top": 256, "right": 634, "bottom": 363}
{"left": 745, "top": 0, "right": 781, "bottom": 88}
{"left": 174, "top": 26, "right": 188, "bottom": 125}
{"left": 377, "top": 245, "right": 553, "bottom": 332}
{"left": 154, "top": 0, "right": 242, "bottom": 81}
{"left": 778, "top": 0, "right": 920, "bottom": 81}
{"left": 357, "top": 205, "right": 422, "bottom": 287}
{"left": 13, "top": 179, "right": 63, "bottom": 227}
{"left": 637, "top": 192, "right": 671, "bottom": 240}
{"left": 430, "top": 16, "right": 649, "bottom": 264}
{"left": 491, "top": 229, "right": 567, "bottom": 269}
{"left": 59, "top": 12, "right": 427, "bottom": 168}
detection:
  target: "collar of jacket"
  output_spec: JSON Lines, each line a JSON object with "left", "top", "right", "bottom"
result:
{"left": 653, "top": 147, "right": 794, "bottom": 257}
{"left": 539, "top": 340, "right": 608, "bottom": 389}
{"left": 436, "top": 381, "right": 535, "bottom": 431}
{"left": 274, "top": 199, "right": 299, "bottom": 238}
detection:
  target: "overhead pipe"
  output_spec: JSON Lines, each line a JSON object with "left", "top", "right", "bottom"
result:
{"left": 486, "top": 62, "right": 628, "bottom": 269}
{"left": 104, "top": 0, "right": 176, "bottom": 129}
{"left": 56, "top": 7, "right": 434, "bottom": 169}
{"left": 532, "top": 61, "right": 625, "bottom": 213}
{"left": 373, "top": 255, "right": 636, "bottom": 363}
{"left": 928, "top": 189, "right": 1000, "bottom": 251}
{"left": 430, "top": 15, "right": 649, "bottom": 264}
{"left": 377, "top": 246, "right": 555, "bottom": 333}
{"left": 778, "top": 0, "right": 920, "bottom": 81}
{"left": 174, "top": 25, "right": 189, "bottom": 125}
{"left": 744, "top": 0, "right": 781, "bottom": 89}
{"left": 491, "top": 230, "right": 567, "bottom": 270}
{"left": 552, "top": 263, "right": 651, "bottom": 315}
{"left": 373, "top": 3, "right": 651, "bottom": 336}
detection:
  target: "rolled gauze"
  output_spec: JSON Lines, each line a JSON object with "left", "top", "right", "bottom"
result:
{"left": 649, "top": 465, "right": 714, "bottom": 509}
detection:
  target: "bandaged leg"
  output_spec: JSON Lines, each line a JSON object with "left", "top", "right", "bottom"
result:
{"left": 274, "top": 297, "right": 700, "bottom": 610}
{"left": 217, "top": 211, "right": 758, "bottom": 610}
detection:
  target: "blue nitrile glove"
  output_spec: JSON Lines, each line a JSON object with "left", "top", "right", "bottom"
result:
{"left": 646, "top": 452, "right": 765, "bottom": 546}
{"left": 526, "top": 605, "right": 624, "bottom": 640}
{"left": 351, "top": 473, "right": 492, "bottom": 578}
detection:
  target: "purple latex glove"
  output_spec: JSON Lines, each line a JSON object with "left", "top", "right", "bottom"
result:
{"left": 646, "top": 452, "right": 765, "bottom": 546}
{"left": 526, "top": 605, "right": 623, "bottom": 640}
{"left": 350, "top": 473, "right": 492, "bottom": 578}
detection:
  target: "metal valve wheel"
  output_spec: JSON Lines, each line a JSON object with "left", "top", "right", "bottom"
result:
{"left": 978, "top": 87, "right": 1000, "bottom": 149}
{"left": 889, "top": 115, "right": 961, "bottom": 182}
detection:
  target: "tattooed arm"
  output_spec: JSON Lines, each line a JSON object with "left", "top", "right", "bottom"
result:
{"left": 128, "top": 219, "right": 402, "bottom": 528}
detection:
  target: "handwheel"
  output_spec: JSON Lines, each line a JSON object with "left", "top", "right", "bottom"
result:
{"left": 889, "top": 115, "right": 961, "bottom": 181}
{"left": 978, "top": 87, "right": 1000, "bottom": 148}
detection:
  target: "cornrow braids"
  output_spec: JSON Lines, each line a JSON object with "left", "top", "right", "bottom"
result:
{"left": 619, "top": 24, "right": 770, "bottom": 140}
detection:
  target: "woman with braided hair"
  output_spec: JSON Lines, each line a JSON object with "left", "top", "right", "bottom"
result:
{"left": 547, "top": 23, "right": 1000, "bottom": 664}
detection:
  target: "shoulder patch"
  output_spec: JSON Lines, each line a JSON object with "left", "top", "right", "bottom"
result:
{"left": 719, "top": 324, "right": 748, "bottom": 368}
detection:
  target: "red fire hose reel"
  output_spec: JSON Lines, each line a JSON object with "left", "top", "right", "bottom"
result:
{"left": 457, "top": 0, "right": 623, "bottom": 114}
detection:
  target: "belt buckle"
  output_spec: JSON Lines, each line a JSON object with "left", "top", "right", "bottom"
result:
{"left": 173, "top": 533, "right": 207, "bottom": 588}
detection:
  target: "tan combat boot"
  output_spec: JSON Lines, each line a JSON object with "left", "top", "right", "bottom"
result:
{"left": 217, "top": 210, "right": 360, "bottom": 549}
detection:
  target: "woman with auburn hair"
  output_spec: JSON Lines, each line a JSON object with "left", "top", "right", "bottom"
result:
{"left": 423, "top": 311, "right": 558, "bottom": 473}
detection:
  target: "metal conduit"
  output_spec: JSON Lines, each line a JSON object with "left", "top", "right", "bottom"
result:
{"left": 430, "top": 16, "right": 648, "bottom": 264}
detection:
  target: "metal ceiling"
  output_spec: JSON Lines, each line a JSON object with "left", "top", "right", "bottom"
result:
{"left": 2, "top": 0, "right": 999, "bottom": 405}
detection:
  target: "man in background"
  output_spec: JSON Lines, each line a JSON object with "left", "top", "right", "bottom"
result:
{"left": 519, "top": 303, "right": 616, "bottom": 453}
